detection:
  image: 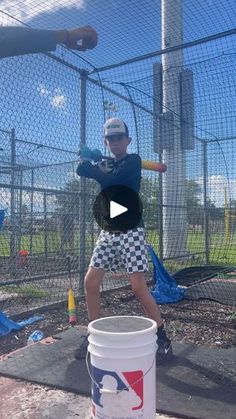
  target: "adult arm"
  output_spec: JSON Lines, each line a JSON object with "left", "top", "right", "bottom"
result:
{"left": 0, "top": 25, "right": 98, "bottom": 58}
{"left": 0, "top": 26, "right": 57, "bottom": 58}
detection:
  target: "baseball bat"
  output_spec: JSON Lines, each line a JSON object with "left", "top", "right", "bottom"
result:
{"left": 66, "top": 255, "right": 77, "bottom": 325}
{"left": 92, "top": 151, "right": 167, "bottom": 173}
{"left": 79, "top": 148, "right": 167, "bottom": 173}
{"left": 141, "top": 160, "right": 167, "bottom": 173}
{"left": 101, "top": 156, "right": 167, "bottom": 173}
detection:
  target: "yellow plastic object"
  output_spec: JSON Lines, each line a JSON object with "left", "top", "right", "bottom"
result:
{"left": 141, "top": 160, "right": 167, "bottom": 172}
{"left": 68, "top": 288, "right": 77, "bottom": 325}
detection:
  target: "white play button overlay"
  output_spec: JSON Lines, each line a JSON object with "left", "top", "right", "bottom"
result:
{"left": 93, "top": 185, "right": 143, "bottom": 231}
{"left": 110, "top": 201, "right": 128, "bottom": 219}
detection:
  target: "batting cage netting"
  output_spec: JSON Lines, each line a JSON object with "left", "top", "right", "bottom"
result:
{"left": 0, "top": 1, "right": 236, "bottom": 318}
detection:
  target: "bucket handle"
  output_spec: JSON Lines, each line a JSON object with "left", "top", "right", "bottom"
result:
{"left": 86, "top": 351, "right": 156, "bottom": 395}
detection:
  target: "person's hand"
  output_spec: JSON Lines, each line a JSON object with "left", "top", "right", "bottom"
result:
{"left": 78, "top": 146, "right": 93, "bottom": 161}
{"left": 98, "top": 159, "right": 114, "bottom": 173}
{"left": 76, "top": 159, "right": 93, "bottom": 176}
{"left": 64, "top": 26, "right": 98, "bottom": 51}
{"left": 81, "top": 160, "right": 93, "bottom": 169}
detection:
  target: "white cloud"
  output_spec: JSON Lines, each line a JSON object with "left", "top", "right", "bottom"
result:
{"left": 37, "top": 84, "right": 67, "bottom": 108}
{"left": 1, "top": 1, "right": 85, "bottom": 23}
{"left": 196, "top": 175, "right": 236, "bottom": 207}
{"left": 51, "top": 94, "right": 66, "bottom": 108}
{"left": 0, "top": 189, "right": 10, "bottom": 209}
{"left": 37, "top": 84, "right": 49, "bottom": 97}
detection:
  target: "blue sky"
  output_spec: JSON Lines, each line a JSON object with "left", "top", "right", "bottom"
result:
{"left": 0, "top": 0, "right": 236, "bottom": 208}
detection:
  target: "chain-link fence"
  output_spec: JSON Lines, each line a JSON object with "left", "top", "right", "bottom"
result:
{"left": 0, "top": 4, "right": 236, "bottom": 315}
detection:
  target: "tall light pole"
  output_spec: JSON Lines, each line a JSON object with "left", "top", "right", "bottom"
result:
{"left": 161, "top": 0, "right": 187, "bottom": 259}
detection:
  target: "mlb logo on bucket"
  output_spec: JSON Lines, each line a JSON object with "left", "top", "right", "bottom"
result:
{"left": 91, "top": 365, "right": 144, "bottom": 417}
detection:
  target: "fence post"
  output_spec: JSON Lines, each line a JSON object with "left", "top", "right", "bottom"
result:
{"left": 43, "top": 192, "right": 48, "bottom": 257}
{"left": 9, "top": 128, "right": 16, "bottom": 276}
{"left": 202, "top": 141, "right": 210, "bottom": 264}
{"left": 18, "top": 168, "right": 23, "bottom": 250}
{"left": 79, "top": 70, "right": 87, "bottom": 291}
{"left": 158, "top": 158, "right": 164, "bottom": 261}
{"left": 153, "top": 63, "right": 164, "bottom": 260}
{"left": 30, "top": 168, "right": 34, "bottom": 254}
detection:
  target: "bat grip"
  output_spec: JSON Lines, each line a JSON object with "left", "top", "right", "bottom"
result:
{"left": 101, "top": 155, "right": 114, "bottom": 161}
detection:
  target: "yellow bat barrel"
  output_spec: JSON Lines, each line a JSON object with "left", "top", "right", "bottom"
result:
{"left": 141, "top": 160, "right": 167, "bottom": 173}
{"left": 68, "top": 288, "right": 77, "bottom": 325}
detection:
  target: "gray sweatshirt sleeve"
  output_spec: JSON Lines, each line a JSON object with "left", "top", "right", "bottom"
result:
{"left": 0, "top": 26, "right": 57, "bottom": 58}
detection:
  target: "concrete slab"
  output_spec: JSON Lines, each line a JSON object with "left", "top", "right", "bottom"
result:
{"left": 0, "top": 377, "right": 177, "bottom": 419}
{"left": 0, "top": 376, "right": 92, "bottom": 419}
{"left": 0, "top": 327, "right": 235, "bottom": 419}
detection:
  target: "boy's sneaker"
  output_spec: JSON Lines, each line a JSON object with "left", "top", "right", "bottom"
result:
{"left": 156, "top": 335, "right": 173, "bottom": 363}
{"left": 74, "top": 335, "right": 88, "bottom": 359}
{"left": 156, "top": 325, "right": 173, "bottom": 364}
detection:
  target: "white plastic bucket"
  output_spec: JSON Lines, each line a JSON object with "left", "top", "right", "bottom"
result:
{"left": 87, "top": 315, "right": 157, "bottom": 419}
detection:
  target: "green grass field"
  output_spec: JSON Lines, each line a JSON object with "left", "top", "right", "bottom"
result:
{"left": 0, "top": 230, "right": 235, "bottom": 268}
{"left": 0, "top": 230, "right": 95, "bottom": 256}
{"left": 147, "top": 231, "right": 236, "bottom": 269}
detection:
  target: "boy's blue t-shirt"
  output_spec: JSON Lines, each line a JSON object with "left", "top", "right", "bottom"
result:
{"left": 76, "top": 153, "right": 144, "bottom": 231}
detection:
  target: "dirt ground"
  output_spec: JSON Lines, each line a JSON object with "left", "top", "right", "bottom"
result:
{"left": 1, "top": 288, "right": 236, "bottom": 356}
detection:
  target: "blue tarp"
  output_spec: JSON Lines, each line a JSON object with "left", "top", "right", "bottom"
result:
{"left": 0, "top": 311, "right": 43, "bottom": 337}
{"left": 148, "top": 245, "right": 185, "bottom": 304}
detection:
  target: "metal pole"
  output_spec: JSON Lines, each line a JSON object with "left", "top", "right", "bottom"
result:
{"left": 79, "top": 70, "right": 87, "bottom": 290}
{"left": 43, "top": 192, "right": 48, "bottom": 257}
{"left": 91, "top": 28, "right": 236, "bottom": 73}
{"left": 30, "top": 169, "right": 34, "bottom": 254}
{"left": 162, "top": 0, "right": 187, "bottom": 259}
{"left": 18, "top": 169, "right": 23, "bottom": 250}
{"left": 153, "top": 62, "right": 164, "bottom": 259}
{"left": 10, "top": 128, "right": 16, "bottom": 276}
{"left": 202, "top": 142, "right": 210, "bottom": 264}
{"left": 158, "top": 162, "right": 164, "bottom": 261}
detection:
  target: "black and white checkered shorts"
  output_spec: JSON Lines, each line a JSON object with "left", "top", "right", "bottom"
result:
{"left": 89, "top": 227, "right": 149, "bottom": 274}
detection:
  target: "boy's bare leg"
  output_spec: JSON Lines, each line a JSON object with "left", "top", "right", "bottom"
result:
{"left": 129, "top": 271, "right": 164, "bottom": 327}
{"left": 85, "top": 266, "right": 105, "bottom": 321}
{"left": 74, "top": 266, "right": 105, "bottom": 359}
{"left": 129, "top": 272, "right": 173, "bottom": 362}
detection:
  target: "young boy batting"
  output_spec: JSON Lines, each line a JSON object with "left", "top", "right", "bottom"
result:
{"left": 76, "top": 117, "right": 172, "bottom": 362}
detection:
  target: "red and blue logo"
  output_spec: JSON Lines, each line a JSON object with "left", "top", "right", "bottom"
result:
{"left": 91, "top": 365, "right": 144, "bottom": 412}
